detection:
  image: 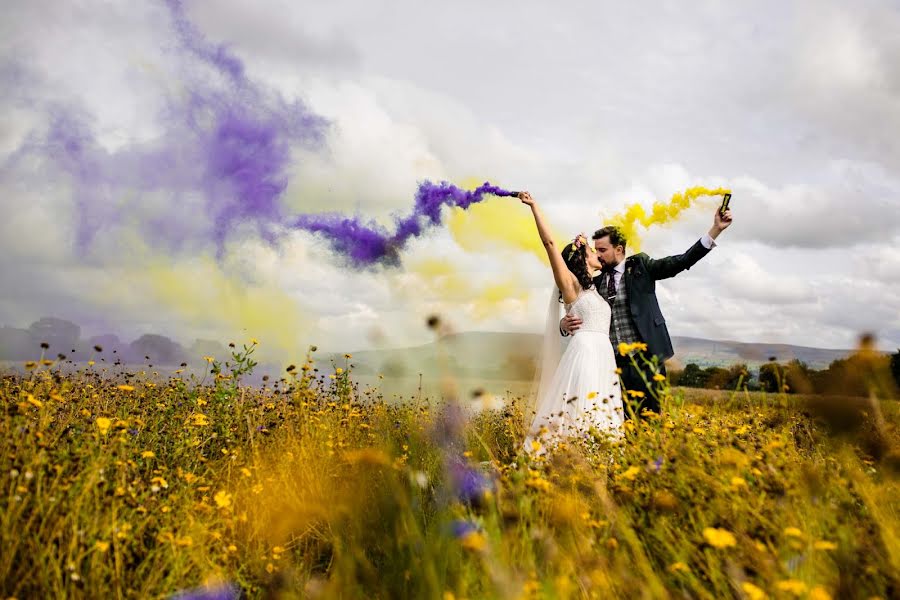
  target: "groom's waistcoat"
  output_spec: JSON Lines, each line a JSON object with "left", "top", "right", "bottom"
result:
{"left": 605, "top": 273, "right": 640, "bottom": 348}
{"left": 593, "top": 238, "right": 712, "bottom": 362}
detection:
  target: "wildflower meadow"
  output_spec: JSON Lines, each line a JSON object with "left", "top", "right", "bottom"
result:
{"left": 2, "top": 340, "right": 899, "bottom": 599}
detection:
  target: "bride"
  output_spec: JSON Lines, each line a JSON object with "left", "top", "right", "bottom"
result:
{"left": 518, "top": 191, "right": 623, "bottom": 450}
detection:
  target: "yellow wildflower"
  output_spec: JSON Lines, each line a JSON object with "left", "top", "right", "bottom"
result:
{"left": 141, "top": 451, "right": 156, "bottom": 459}
{"left": 668, "top": 562, "right": 689, "bottom": 574}
{"left": 702, "top": 527, "right": 737, "bottom": 548}
{"left": 741, "top": 582, "right": 768, "bottom": 600}
{"left": 250, "top": 338, "right": 259, "bottom": 345}
{"left": 653, "top": 373, "right": 666, "bottom": 382}
{"left": 783, "top": 527, "right": 804, "bottom": 538}
{"left": 335, "top": 367, "right": 343, "bottom": 375}
{"left": 214, "top": 490, "right": 233, "bottom": 509}
{"left": 621, "top": 466, "right": 641, "bottom": 481}
{"left": 730, "top": 477, "right": 748, "bottom": 490}
{"left": 27, "top": 395, "right": 43, "bottom": 408}
{"left": 94, "top": 541, "right": 110, "bottom": 553}
{"left": 617, "top": 342, "right": 648, "bottom": 356}
{"left": 96, "top": 417, "right": 112, "bottom": 435}
{"left": 808, "top": 586, "right": 832, "bottom": 600}
{"left": 117, "top": 385, "right": 135, "bottom": 392}
{"left": 460, "top": 531, "right": 487, "bottom": 552}
{"left": 525, "top": 476, "right": 551, "bottom": 492}
{"left": 813, "top": 540, "right": 837, "bottom": 551}
{"left": 587, "top": 391, "right": 598, "bottom": 399}
{"left": 775, "top": 580, "right": 807, "bottom": 596}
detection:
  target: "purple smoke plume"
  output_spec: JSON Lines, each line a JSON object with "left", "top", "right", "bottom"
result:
{"left": 2, "top": 0, "right": 327, "bottom": 256}
{"left": 292, "top": 181, "right": 517, "bottom": 266}
{"left": 1, "top": 2, "right": 515, "bottom": 267}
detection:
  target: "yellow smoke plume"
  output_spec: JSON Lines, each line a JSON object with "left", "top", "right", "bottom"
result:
{"left": 406, "top": 258, "right": 527, "bottom": 320}
{"left": 92, "top": 256, "right": 310, "bottom": 362}
{"left": 445, "top": 178, "right": 563, "bottom": 265}
{"left": 144, "top": 258, "right": 308, "bottom": 359}
{"left": 607, "top": 186, "right": 731, "bottom": 252}
{"left": 446, "top": 202, "right": 556, "bottom": 265}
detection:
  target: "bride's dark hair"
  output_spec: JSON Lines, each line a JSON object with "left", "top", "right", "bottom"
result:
{"left": 559, "top": 241, "right": 594, "bottom": 302}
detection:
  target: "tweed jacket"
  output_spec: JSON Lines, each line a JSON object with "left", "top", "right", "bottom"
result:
{"left": 592, "top": 239, "right": 711, "bottom": 362}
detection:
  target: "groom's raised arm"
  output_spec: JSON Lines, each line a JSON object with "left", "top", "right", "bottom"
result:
{"left": 646, "top": 205, "right": 732, "bottom": 280}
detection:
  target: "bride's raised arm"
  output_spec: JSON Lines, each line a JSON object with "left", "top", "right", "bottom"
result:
{"left": 518, "top": 192, "right": 578, "bottom": 303}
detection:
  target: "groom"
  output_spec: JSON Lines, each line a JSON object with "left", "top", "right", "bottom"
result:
{"left": 561, "top": 206, "right": 733, "bottom": 417}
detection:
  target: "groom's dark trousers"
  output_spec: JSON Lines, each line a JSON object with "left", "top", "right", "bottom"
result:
{"left": 591, "top": 238, "right": 712, "bottom": 419}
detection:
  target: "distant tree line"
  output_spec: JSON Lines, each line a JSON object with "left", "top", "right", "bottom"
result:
{"left": 670, "top": 349, "right": 900, "bottom": 398}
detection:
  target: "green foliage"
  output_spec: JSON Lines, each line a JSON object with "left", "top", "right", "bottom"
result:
{"left": 208, "top": 340, "right": 259, "bottom": 402}
{"left": 671, "top": 363, "right": 749, "bottom": 390}
{"left": 676, "top": 363, "right": 710, "bottom": 388}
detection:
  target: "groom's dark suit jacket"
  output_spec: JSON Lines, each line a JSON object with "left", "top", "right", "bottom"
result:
{"left": 592, "top": 239, "right": 712, "bottom": 362}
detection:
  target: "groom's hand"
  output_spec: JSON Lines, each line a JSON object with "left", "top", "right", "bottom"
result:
{"left": 561, "top": 314, "right": 582, "bottom": 334}
{"left": 710, "top": 206, "right": 733, "bottom": 239}
{"left": 713, "top": 207, "right": 733, "bottom": 232}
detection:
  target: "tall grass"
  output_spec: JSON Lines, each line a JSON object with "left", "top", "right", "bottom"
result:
{"left": 2, "top": 342, "right": 899, "bottom": 598}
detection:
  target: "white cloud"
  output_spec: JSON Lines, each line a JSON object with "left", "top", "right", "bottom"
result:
{"left": 2, "top": 0, "right": 899, "bottom": 357}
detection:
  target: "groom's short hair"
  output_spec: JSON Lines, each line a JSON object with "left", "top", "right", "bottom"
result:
{"left": 592, "top": 226, "right": 627, "bottom": 251}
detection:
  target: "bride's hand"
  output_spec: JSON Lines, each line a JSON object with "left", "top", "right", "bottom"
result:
{"left": 519, "top": 191, "right": 535, "bottom": 206}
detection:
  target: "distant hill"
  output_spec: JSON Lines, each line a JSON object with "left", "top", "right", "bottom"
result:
{"left": 2, "top": 317, "right": 873, "bottom": 383}
{"left": 667, "top": 336, "right": 862, "bottom": 370}
{"left": 328, "top": 332, "right": 866, "bottom": 381}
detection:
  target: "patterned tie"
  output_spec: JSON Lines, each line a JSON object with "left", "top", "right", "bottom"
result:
{"left": 605, "top": 269, "right": 617, "bottom": 304}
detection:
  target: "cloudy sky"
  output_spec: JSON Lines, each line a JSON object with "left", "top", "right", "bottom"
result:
{"left": 1, "top": 0, "right": 899, "bottom": 360}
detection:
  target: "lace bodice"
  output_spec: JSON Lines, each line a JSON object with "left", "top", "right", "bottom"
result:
{"left": 565, "top": 288, "right": 611, "bottom": 334}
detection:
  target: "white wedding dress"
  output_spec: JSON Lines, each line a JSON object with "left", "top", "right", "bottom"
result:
{"left": 526, "top": 287, "right": 623, "bottom": 449}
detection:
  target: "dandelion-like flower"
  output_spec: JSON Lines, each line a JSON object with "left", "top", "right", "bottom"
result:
{"left": 214, "top": 490, "right": 232, "bottom": 509}
{"left": 702, "top": 527, "right": 736, "bottom": 548}
{"left": 620, "top": 466, "right": 641, "bottom": 481}
{"left": 775, "top": 580, "right": 807, "bottom": 596}
{"left": 741, "top": 582, "right": 767, "bottom": 600}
